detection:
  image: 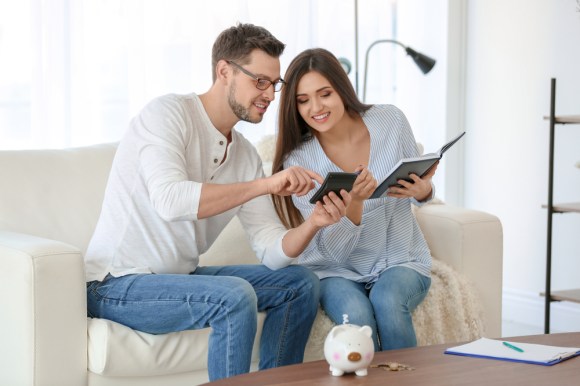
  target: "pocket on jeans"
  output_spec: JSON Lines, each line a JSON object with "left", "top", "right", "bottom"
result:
{"left": 87, "top": 273, "right": 114, "bottom": 299}
{"left": 86, "top": 281, "right": 98, "bottom": 317}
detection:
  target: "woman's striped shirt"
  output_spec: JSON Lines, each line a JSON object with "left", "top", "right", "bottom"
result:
{"left": 284, "top": 104, "right": 432, "bottom": 283}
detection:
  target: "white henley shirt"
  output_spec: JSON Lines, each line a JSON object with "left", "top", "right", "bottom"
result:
{"left": 84, "top": 93, "right": 293, "bottom": 282}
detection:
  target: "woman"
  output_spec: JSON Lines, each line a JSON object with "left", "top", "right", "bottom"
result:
{"left": 272, "top": 48, "right": 435, "bottom": 351}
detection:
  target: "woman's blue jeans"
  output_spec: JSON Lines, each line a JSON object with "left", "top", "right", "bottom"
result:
{"left": 86, "top": 264, "right": 320, "bottom": 381}
{"left": 320, "top": 266, "right": 430, "bottom": 351}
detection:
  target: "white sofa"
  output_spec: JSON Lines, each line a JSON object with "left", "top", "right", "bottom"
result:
{"left": 0, "top": 142, "right": 503, "bottom": 386}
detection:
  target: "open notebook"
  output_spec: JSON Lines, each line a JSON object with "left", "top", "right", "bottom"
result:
{"left": 444, "top": 337, "right": 580, "bottom": 366}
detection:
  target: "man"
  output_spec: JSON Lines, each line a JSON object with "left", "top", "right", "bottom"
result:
{"left": 84, "top": 23, "right": 350, "bottom": 381}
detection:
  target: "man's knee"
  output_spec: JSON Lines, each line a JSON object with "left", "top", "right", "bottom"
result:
{"left": 220, "top": 277, "right": 258, "bottom": 316}
{"left": 284, "top": 266, "right": 320, "bottom": 302}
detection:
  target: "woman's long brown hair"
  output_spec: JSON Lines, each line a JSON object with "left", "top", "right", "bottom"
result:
{"left": 272, "top": 48, "right": 371, "bottom": 229}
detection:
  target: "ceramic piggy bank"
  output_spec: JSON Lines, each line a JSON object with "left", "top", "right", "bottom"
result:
{"left": 323, "top": 323, "right": 374, "bottom": 376}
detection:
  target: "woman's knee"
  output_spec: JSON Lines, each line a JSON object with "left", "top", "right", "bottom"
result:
{"left": 376, "top": 267, "right": 428, "bottom": 293}
{"left": 321, "top": 281, "right": 373, "bottom": 324}
{"left": 370, "top": 268, "right": 430, "bottom": 312}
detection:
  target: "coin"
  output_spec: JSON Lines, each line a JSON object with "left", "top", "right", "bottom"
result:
{"left": 370, "top": 361, "right": 415, "bottom": 371}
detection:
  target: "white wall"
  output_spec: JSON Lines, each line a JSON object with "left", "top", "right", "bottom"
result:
{"left": 463, "top": 0, "right": 580, "bottom": 304}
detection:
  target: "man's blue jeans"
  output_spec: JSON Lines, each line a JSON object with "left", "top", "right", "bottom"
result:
{"left": 319, "top": 266, "right": 430, "bottom": 351}
{"left": 86, "top": 264, "right": 320, "bottom": 381}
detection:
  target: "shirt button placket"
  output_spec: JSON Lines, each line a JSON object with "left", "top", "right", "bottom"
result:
{"left": 214, "top": 139, "right": 224, "bottom": 167}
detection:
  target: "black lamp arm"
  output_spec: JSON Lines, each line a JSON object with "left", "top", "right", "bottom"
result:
{"left": 362, "top": 39, "right": 435, "bottom": 102}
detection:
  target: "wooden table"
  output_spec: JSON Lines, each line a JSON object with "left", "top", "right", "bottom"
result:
{"left": 201, "top": 332, "right": 580, "bottom": 386}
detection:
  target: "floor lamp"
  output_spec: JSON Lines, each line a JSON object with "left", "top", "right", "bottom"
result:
{"left": 362, "top": 39, "right": 436, "bottom": 102}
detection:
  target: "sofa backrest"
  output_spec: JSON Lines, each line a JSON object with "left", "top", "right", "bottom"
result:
{"left": 0, "top": 143, "right": 118, "bottom": 253}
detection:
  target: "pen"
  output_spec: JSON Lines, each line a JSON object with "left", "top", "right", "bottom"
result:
{"left": 502, "top": 341, "right": 524, "bottom": 353}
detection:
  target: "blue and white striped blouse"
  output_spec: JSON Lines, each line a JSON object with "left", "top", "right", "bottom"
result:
{"left": 284, "top": 104, "right": 432, "bottom": 283}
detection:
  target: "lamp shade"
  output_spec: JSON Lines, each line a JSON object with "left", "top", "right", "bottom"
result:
{"left": 338, "top": 57, "right": 352, "bottom": 74}
{"left": 405, "top": 47, "right": 436, "bottom": 74}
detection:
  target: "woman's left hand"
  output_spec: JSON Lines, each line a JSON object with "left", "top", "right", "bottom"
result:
{"left": 350, "top": 166, "right": 377, "bottom": 202}
{"left": 387, "top": 161, "right": 438, "bottom": 201}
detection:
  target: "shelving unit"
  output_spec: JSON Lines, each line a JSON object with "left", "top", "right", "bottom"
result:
{"left": 543, "top": 78, "right": 580, "bottom": 334}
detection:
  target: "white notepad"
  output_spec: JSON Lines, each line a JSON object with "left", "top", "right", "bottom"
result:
{"left": 444, "top": 337, "right": 580, "bottom": 366}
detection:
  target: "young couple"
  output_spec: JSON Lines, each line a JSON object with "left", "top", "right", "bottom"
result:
{"left": 84, "top": 23, "right": 435, "bottom": 382}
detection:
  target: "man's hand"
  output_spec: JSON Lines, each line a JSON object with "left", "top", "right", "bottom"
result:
{"left": 387, "top": 161, "right": 438, "bottom": 202}
{"left": 265, "top": 166, "right": 323, "bottom": 197}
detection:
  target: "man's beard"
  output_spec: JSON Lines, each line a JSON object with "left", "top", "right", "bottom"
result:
{"left": 227, "top": 83, "right": 263, "bottom": 123}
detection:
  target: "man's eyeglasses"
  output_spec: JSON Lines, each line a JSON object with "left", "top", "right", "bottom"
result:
{"left": 227, "top": 61, "right": 285, "bottom": 92}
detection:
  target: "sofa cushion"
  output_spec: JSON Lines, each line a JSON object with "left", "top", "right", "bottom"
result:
{"left": 0, "top": 143, "right": 117, "bottom": 253}
{"left": 88, "top": 314, "right": 265, "bottom": 376}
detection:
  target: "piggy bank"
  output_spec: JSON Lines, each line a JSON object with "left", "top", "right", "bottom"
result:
{"left": 323, "top": 323, "right": 374, "bottom": 376}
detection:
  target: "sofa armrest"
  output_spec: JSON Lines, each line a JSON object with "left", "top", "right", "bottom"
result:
{"left": 0, "top": 231, "right": 87, "bottom": 386}
{"left": 414, "top": 204, "right": 503, "bottom": 338}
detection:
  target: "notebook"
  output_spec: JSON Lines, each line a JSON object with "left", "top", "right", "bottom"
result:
{"left": 444, "top": 337, "right": 580, "bottom": 366}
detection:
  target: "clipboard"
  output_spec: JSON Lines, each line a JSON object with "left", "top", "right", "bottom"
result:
{"left": 444, "top": 337, "right": 580, "bottom": 366}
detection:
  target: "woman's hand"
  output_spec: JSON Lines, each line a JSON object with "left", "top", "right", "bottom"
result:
{"left": 307, "top": 190, "right": 351, "bottom": 228}
{"left": 350, "top": 166, "right": 377, "bottom": 202}
{"left": 343, "top": 166, "right": 377, "bottom": 225}
{"left": 282, "top": 190, "right": 351, "bottom": 258}
{"left": 387, "top": 161, "right": 438, "bottom": 201}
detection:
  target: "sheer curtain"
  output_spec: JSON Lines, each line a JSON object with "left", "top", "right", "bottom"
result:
{"left": 0, "top": 0, "right": 407, "bottom": 149}
{"left": 1, "top": 0, "right": 458, "bottom": 200}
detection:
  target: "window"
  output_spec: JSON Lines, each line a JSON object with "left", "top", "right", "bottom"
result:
{"left": 1, "top": 0, "right": 410, "bottom": 148}
{"left": 2, "top": 0, "right": 459, "bottom": 200}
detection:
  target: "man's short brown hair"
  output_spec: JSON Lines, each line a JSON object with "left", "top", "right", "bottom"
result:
{"left": 211, "top": 23, "right": 285, "bottom": 82}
